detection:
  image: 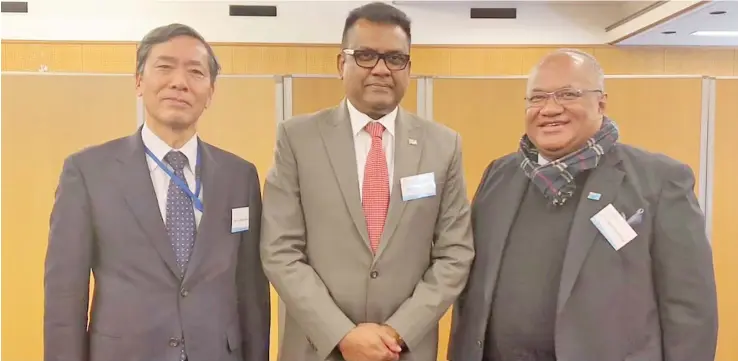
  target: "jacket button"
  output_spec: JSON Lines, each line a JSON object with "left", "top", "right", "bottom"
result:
{"left": 180, "top": 289, "right": 189, "bottom": 297}
{"left": 169, "top": 338, "right": 180, "bottom": 347}
{"left": 476, "top": 340, "right": 482, "bottom": 348}
{"left": 370, "top": 271, "right": 379, "bottom": 279}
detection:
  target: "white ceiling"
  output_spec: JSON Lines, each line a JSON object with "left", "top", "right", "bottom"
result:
{"left": 618, "top": 1, "right": 738, "bottom": 46}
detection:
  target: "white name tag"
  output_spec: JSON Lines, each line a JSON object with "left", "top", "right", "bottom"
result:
{"left": 400, "top": 172, "right": 436, "bottom": 201}
{"left": 231, "top": 207, "right": 249, "bottom": 233}
{"left": 590, "top": 204, "right": 637, "bottom": 251}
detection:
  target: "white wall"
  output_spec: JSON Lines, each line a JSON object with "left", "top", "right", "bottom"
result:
{"left": 620, "top": 1, "right": 738, "bottom": 46}
{"left": 1, "top": 0, "right": 629, "bottom": 44}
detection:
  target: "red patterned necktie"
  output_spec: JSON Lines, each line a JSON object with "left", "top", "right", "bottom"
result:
{"left": 362, "top": 122, "right": 390, "bottom": 253}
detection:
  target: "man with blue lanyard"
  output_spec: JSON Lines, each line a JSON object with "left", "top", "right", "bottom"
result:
{"left": 43, "top": 23, "right": 270, "bottom": 361}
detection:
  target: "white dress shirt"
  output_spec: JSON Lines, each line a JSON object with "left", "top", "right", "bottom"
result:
{"left": 347, "top": 99, "right": 397, "bottom": 199}
{"left": 141, "top": 122, "right": 203, "bottom": 228}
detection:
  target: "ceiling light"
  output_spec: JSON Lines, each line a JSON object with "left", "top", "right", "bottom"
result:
{"left": 691, "top": 30, "right": 738, "bottom": 37}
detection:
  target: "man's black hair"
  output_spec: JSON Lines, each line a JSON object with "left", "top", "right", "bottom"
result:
{"left": 340, "top": 2, "right": 412, "bottom": 48}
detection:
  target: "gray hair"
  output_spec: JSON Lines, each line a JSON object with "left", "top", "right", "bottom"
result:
{"left": 528, "top": 48, "right": 605, "bottom": 92}
{"left": 136, "top": 23, "right": 220, "bottom": 85}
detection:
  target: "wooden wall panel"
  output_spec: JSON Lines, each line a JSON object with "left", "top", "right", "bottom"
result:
{"left": 593, "top": 48, "right": 666, "bottom": 75}
{"left": 1, "top": 74, "right": 138, "bottom": 361}
{"left": 605, "top": 77, "right": 704, "bottom": 178}
{"left": 712, "top": 78, "right": 738, "bottom": 361}
{"left": 3, "top": 41, "right": 738, "bottom": 76}
{"left": 664, "top": 48, "right": 736, "bottom": 76}
{"left": 432, "top": 77, "right": 704, "bottom": 213}
{"left": 197, "top": 76, "right": 277, "bottom": 178}
{"left": 433, "top": 78, "right": 526, "bottom": 198}
{"left": 433, "top": 76, "right": 705, "bottom": 197}
{"left": 195, "top": 76, "right": 280, "bottom": 361}
{"left": 2, "top": 42, "right": 84, "bottom": 72}
{"left": 81, "top": 43, "right": 137, "bottom": 73}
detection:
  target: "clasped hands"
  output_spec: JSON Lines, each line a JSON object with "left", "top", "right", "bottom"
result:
{"left": 338, "top": 323, "right": 404, "bottom": 361}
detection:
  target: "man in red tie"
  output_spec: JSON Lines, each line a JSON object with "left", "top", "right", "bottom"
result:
{"left": 259, "top": 2, "right": 474, "bottom": 361}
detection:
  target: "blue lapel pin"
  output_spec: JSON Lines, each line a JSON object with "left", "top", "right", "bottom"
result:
{"left": 587, "top": 192, "right": 601, "bottom": 201}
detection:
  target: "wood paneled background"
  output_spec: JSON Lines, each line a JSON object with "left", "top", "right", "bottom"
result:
{"left": 2, "top": 41, "right": 738, "bottom": 76}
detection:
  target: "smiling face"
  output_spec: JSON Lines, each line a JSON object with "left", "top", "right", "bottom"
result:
{"left": 525, "top": 53, "right": 606, "bottom": 160}
{"left": 338, "top": 19, "right": 411, "bottom": 119}
{"left": 136, "top": 35, "right": 214, "bottom": 131}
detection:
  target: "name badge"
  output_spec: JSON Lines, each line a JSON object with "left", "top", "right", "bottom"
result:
{"left": 400, "top": 172, "right": 436, "bottom": 201}
{"left": 231, "top": 207, "right": 249, "bottom": 233}
{"left": 590, "top": 204, "right": 637, "bottom": 251}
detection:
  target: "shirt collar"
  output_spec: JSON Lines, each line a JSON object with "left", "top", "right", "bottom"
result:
{"left": 141, "top": 122, "right": 199, "bottom": 172}
{"left": 538, "top": 153, "right": 550, "bottom": 165}
{"left": 346, "top": 99, "right": 397, "bottom": 137}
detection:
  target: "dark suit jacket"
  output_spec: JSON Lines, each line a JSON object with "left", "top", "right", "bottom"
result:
{"left": 44, "top": 130, "right": 270, "bottom": 361}
{"left": 449, "top": 144, "right": 718, "bottom": 361}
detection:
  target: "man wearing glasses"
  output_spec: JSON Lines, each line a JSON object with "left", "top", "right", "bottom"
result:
{"left": 260, "top": 2, "right": 474, "bottom": 361}
{"left": 448, "top": 49, "right": 718, "bottom": 361}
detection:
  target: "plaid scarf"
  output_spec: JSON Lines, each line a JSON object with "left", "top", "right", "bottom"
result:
{"left": 519, "top": 116, "right": 619, "bottom": 206}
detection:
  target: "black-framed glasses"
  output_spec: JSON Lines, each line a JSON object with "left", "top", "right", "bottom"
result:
{"left": 525, "top": 88, "right": 603, "bottom": 106}
{"left": 341, "top": 48, "right": 410, "bottom": 71}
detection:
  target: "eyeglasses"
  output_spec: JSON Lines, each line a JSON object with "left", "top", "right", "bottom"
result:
{"left": 525, "top": 88, "right": 603, "bottom": 106}
{"left": 341, "top": 48, "right": 410, "bottom": 71}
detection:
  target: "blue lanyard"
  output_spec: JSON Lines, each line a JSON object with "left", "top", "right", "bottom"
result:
{"left": 144, "top": 145, "right": 204, "bottom": 213}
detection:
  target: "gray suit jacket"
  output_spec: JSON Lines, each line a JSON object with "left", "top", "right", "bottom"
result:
{"left": 449, "top": 144, "right": 718, "bottom": 361}
{"left": 260, "top": 101, "right": 475, "bottom": 361}
{"left": 44, "top": 130, "right": 270, "bottom": 361}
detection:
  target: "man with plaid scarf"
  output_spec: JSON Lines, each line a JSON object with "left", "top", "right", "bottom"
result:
{"left": 448, "top": 49, "right": 718, "bottom": 361}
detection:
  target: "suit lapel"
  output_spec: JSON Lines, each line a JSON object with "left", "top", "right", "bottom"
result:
{"left": 116, "top": 131, "right": 180, "bottom": 278}
{"left": 557, "top": 150, "right": 624, "bottom": 314}
{"left": 375, "top": 110, "right": 422, "bottom": 259}
{"left": 182, "top": 142, "right": 227, "bottom": 284}
{"left": 318, "top": 101, "right": 370, "bottom": 248}
{"left": 482, "top": 159, "right": 529, "bottom": 295}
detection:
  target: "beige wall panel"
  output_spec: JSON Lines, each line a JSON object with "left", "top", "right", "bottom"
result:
{"left": 212, "top": 45, "right": 235, "bottom": 75}
{"left": 664, "top": 48, "right": 736, "bottom": 76}
{"left": 1, "top": 74, "right": 138, "bottom": 361}
{"left": 291, "top": 77, "right": 418, "bottom": 116}
{"left": 436, "top": 77, "right": 703, "bottom": 196}
{"left": 231, "top": 46, "right": 309, "bottom": 75}
{"left": 712, "top": 79, "right": 738, "bottom": 361}
{"left": 2, "top": 43, "right": 7, "bottom": 70}
{"left": 198, "top": 76, "right": 277, "bottom": 177}
{"left": 433, "top": 78, "right": 526, "bottom": 197}
{"left": 195, "top": 76, "right": 280, "bottom": 360}
{"left": 410, "top": 47, "right": 452, "bottom": 75}
{"left": 520, "top": 47, "right": 596, "bottom": 74}
{"left": 4, "top": 41, "right": 738, "bottom": 77}
{"left": 448, "top": 48, "right": 525, "bottom": 76}
{"left": 81, "top": 43, "right": 136, "bottom": 73}
{"left": 593, "top": 47, "right": 666, "bottom": 75}
{"left": 2, "top": 42, "right": 84, "bottom": 72}
{"left": 304, "top": 46, "right": 341, "bottom": 75}
{"left": 604, "top": 77, "right": 703, "bottom": 176}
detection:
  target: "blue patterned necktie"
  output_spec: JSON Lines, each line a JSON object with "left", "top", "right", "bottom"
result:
{"left": 163, "top": 150, "right": 195, "bottom": 361}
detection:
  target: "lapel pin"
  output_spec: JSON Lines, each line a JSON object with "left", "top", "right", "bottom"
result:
{"left": 587, "top": 192, "right": 601, "bottom": 201}
{"left": 408, "top": 138, "right": 417, "bottom": 145}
